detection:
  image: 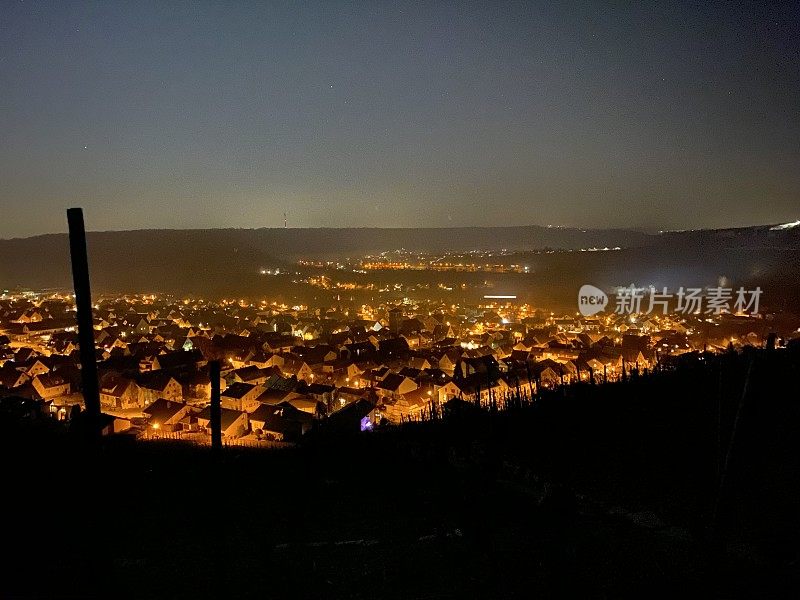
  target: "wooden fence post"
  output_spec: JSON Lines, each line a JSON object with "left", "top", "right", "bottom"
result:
{"left": 210, "top": 360, "right": 222, "bottom": 453}
{"left": 66, "top": 208, "right": 101, "bottom": 429}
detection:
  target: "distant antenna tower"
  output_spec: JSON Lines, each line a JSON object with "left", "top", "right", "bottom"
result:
{"left": 284, "top": 212, "right": 287, "bottom": 229}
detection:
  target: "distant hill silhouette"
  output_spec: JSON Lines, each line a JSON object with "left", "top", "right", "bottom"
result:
{"left": 1, "top": 224, "right": 798, "bottom": 309}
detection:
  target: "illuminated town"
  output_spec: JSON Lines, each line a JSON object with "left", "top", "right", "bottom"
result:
{"left": 2, "top": 278, "right": 794, "bottom": 444}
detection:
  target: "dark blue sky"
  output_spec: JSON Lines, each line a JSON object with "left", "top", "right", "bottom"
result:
{"left": 1, "top": 1, "right": 798, "bottom": 237}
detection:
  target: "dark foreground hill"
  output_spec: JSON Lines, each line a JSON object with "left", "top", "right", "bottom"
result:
{"left": 3, "top": 348, "right": 799, "bottom": 598}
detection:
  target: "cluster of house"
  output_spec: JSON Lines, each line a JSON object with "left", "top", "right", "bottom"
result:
{"left": 0, "top": 292, "right": 783, "bottom": 440}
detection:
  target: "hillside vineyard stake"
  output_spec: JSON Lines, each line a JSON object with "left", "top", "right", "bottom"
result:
{"left": 210, "top": 360, "right": 222, "bottom": 452}
{"left": 67, "top": 208, "right": 101, "bottom": 421}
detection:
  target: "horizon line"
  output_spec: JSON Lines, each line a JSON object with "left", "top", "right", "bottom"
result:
{"left": 2, "top": 219, "right": 797, "bottom": 242}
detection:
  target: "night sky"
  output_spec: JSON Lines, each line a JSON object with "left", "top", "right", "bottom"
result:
{"left": 1, "top": 1, "right": 798, "bottom": 238}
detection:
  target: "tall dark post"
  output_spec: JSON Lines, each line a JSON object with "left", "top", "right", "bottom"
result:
{"left": 210, "top": 360, "right": 222, "bottom": 452}
{"left": 525, "top": 362, "right": 534, "bottom": 397}
{"left": 766, "top": 332, "right": 776, "bottom": 351}
{"left": 67, "top": 208, "right": 101, "bottom": 420}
